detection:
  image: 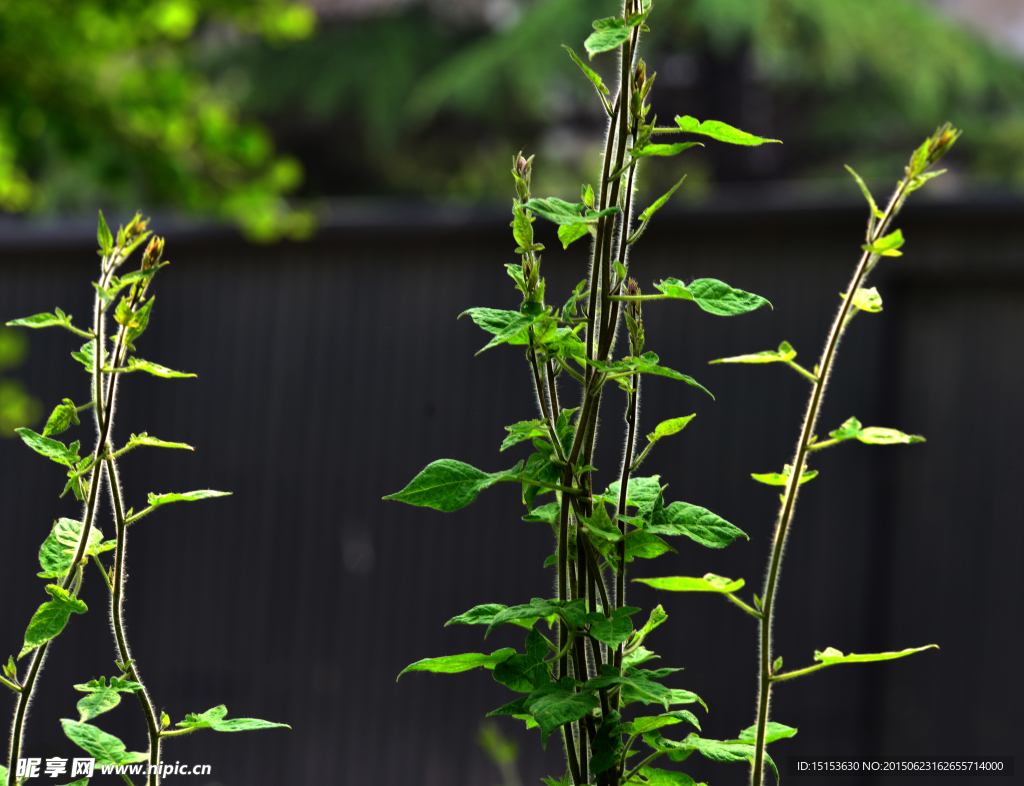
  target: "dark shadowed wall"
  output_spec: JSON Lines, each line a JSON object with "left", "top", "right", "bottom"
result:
{"left": 0, "top": 191, "right": 1021, "bottom": 784}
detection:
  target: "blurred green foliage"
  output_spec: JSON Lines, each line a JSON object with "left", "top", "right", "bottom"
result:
{"left": 0, "top": 0, "right": 316, "bottom": 240}
{"left": 228, "top": 0, "right": 1024, "bottom": 200}
{"left": 0, "top": 329, "right": 41, "bottom": 437}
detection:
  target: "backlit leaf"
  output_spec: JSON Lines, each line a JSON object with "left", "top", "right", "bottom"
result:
{"left": 119, "top": 357, "right": 196, "bottom": 378}
{"left": 639, "top": 176, "right": 687, "bottom": 223}
{"left": 634, "top": 574, "right": 744, "bottom": 594}
{"left": 674, "top": 115, "right": 781, "bottom": 146}
{"left": 522, "top": 197, "right": 618, "bottom": 225}
{"left": 751, "top": 464, "right": 817, "bottom": 486}
{"left": 647, "top": 415, "right": 695, "bottom": 443}
{"left": 629, "top": 142, "right": 702, "bottom": 158}
{"left": 146, "top": 489, "right": 231, "bottom": 509}
{"left": 61, "top": 720, "right": 147, "bottom": 766}
{"left": 710, "top": 341, "right": 796, "bottom": 365}
{"left": 175, "top": 705, "right": 290, "bottom": 732}
{"left": 557, "top": 222, "right": 590, "bottom": 249}
{"left": 813, "top": 645, "right": 938, "bottom": 666}
{"left": 20, "top": 585, "right": 87, "bottom": 658}
{"left": 646, "top": 502, "right": 748, "bottom": 548}
{"left": 654, "top": 278, "right": 771, "bottom": 316}
{"left": 563, "top": 45, "right": 609, "bottom": 95}
{"left": 42, "top": 399, "right": 81, "bottom": 437}
{"left": 863, "top": 229, "right": 904, "bottom": 257}
{"left": 15, "top": 428, "right": 79, "bottom": 466}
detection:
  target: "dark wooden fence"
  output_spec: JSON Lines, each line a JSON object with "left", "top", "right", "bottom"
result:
{"left": 0, "top": 189, "right": 1021, "bottom": 784}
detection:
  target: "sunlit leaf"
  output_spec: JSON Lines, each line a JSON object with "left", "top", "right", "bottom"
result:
{"left": 674, "top": 115, "right": 781, "bottom": 146}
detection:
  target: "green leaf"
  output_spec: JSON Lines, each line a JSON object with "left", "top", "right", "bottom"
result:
{"left": 563, "top": 45, "right": 609, "bottom": 95}
{"left": 6, "top": 311, "right": 68, "bottom": 330}
{"left": 584, "top": 24, "right": 630, "bottom": 58}
{"left": 384, "top": 459, "right": 523, "bottom": 512}
{"left": 20, "top": 585, "right": 88, "bottom": 658}
{"left": 458, "top": 307, "right": 545, "bottom": 353}
{"left": 710, "top": 341, "right": 796, "bottom": 365}
{"left": 737, "top": 722, "right": 797, "bottom": 744}
{"left": 38, "top": 518, "right": 105, "bottom": 578}
{"left": 646, "top": 502, "right": 748, "bottom": 549}
{"left": 511, "top": 202, "right": 535, "bottom": 250}
{"left": 637, "top": 767, "right": 701, "bottom": 785}
{"left": 841, "top": 286, "right": 883, "bottom": 313}
{"left": 590, "top": 352, "right": 714, "bottom": 399}
{"left": 71, "top": 340, "right": 106, "bottom": 370}
{"left": 844, "top": 165, "right": 884, "bottom": 220}
{"left": 863, "top": 229, "right": 905, "bottom": 257}
{"left": 501, "top": 420, "right": 549, "bottom": 452}
{"left": 125, "top": 432, "right": 194, "bottom": 451}
{"left": 118, "top": 357, "right": 196, "bottom": 378}
{"left": 523, "top": 501, "right": 561, "bottom": 528}
{"left": 73, "top": 677, "right": 143, "bottom": 723}
{"left": 493, "top": 631, "right": 551, "bottom": 692}
{"left": 623, "top": 646, "right": 659, "bottom": 668}
{"left": 61, "top": 720, "right": 147, "bottom": 766}
{"left": 521, "top": 197, "right": 618, "bottom": 225}
{"left": 647, "top": 415, "right": 695, "bottom": 444}
{"left": 43, "top": 399, "right": 81, "bottom": 437}
{"left": 174, "top": 705, "right": 290, "bottom": 732}
{"left": 398, "top": 650, "right": 515, "bottom": 679}
{"left": 674, "top": 115, "right": 781, "bottom": 146}
{"left": 590, "top": 607, "right": 640, "bottom": 647}
{"left": 487, "top": 598, "right": 564, "bottom": 636}
{"left": 624, "top": 530, "right": 676, "bottom": 562}
{"left": 634, "top": 574, "right": 744, "bottom": 594}
{"left": 857, "top": 427, "right": 925, "bottom": 445}
{"left": 590, "top": 711, "right": 625, "bottom": 774}
{"left": 653, "top": 278, "right": 771, "bottom": 316}
{"left": 146, "top": 489, "right": 232, "bottom": 510}
{"left": 624, "top": 710, "right": 701, "bottom": 735}
{"left": 632, "top": 604, "right": 668, "bottom": 645}
{"left": 557, "top": 222, "right": 590, "bottom": 249}
{"left": 523, "top": 678, "right": 599, "bottom": 745}
{"left": 751, "top": 464, "right": 817, "bottom": 486}
{"left": 813, "top": 645, "right": 938, "bottom": 666}
{"left": 593, "top": 668, "right": 688, "bottom": 711}
{"left": 446, "top": 603, "right": 541, "bottom": 630}
{"left": 630, "top": 142, "right": 702, "bottom": 158}
{"left": 639, "top": 176, "right": 687, "bottom": 223}
{"left": 97, "top": 210, "right": 114, "bottom": 254}
{"left": 15, "top": 428, "right": 79, "bottom": 466}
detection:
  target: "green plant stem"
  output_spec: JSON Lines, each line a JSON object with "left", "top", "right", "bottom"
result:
{"left": 106, "top": 457, "right": 162, "bottom": 786}
{"left": 786, "top": 360, "right": 818, "bottom": 383}
{"left": 612, "top": 373, "right": 640, "bottom": 683}
{"left": 750, "top": 176, "right": 911, "bottom": 786}
{"left": 769, "top": 664, "right": 829, "bottom": 683}
{"left": 622, "top": 750, "right": 663, "bottom": 783}
{"left": 0, "top": 675, "right": 19, "bottom": 694}
{"left": 726, "top": 593, "right": 763, "bottom": 619}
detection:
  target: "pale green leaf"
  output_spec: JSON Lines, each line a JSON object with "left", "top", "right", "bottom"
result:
{"left": 840, "top": 286, "right": 883, "bottom": 312}
{"left": 630, "top": 142, "right": 702, "bottom": 158}
{"left": 674, "top": 115, "right": 781, "bottom": 146}
{"left": 736, "top": 722, "right": 797, "bottom": 744}
{"left": 647, "top": 415, "right": 695, "bottom": 443}
{"left": 634, "top": 574, "right": 744, "bottom": 594}
{"left": 557, "top": 222, "right": 589, "bottom": 249}
{"left": 119, "top": 357, "right": 196, "bottom": 378}
{"left": 126, "top": 433, "right": 193, "bottom": 451}
{"left": 813, "top": 645, "right": 938, "bottom": 666}
{"left": 6, "top": 312, "right": 69, "bottom": 330}
{"left": 710, "top": 341, "right": 796, "bottom": 365}
{"left": 524, "top": 679, "right": 600, "bottom": 745}
{"left": 857, "top": 427, "right": 925, "bottom": 445}
{"left": 38, "top": 518, "right": 105, "bottom": 578}
{"left": 97, "top": 210, "right": 114, "bottom": 254}
{"left": 863, "top": 229, "right": 904, "bottom": 257}
{"left": 174, "top": 704, "right": 290, "bottom": 732}
{"left": 751, "top": 464, "right": 817, "bottom": 486}
{"left": 844, "top": 165, "right": 884, "bottom": 219}
{"left": 398, "top": 649, "right": 515, "bottom": 679}
{"left": 43, "top": 399, "right": 81, "bottom": 437}
{"left": 147, "top": 489, "right": 231, "bottom": 509}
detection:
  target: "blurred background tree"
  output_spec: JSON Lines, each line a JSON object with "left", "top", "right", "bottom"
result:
{"left": 0, "top": 0, "right": 316, "bottom": 240}
{"left": 2, "top": 0, "right": 1024, "bottom": 229}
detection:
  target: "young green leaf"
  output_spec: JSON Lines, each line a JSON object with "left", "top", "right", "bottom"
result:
{"left": 653, "top": 278, "right": 771, "bottom": 316}
{"left": 623, "top": 530, "right": 676, "bottom": 562}
{"left": 501, "top": 420, "right": 549, "bottom": 452}
{"left": 634, "top": 574, "right": 745, "bottom": 594}
{"left": 398, "top": 649, "right": 515, "bottom": 679}
{"left": 623, "top": 710, "right": 701, "bottom": 736}
{"left": 813, "top": 645, "right": 938, "bottom": 666}
{"left": 563, "top": 45, "right": 609, "bottom": 95}
{"left": 71, "top": 339, "right": 106, "bottom": 370}
{"left": 629, "top": 142, "right": 702, "bottom": 158}
{"left": 42, "top": 399, "right": 81, "bottom": 437}
{"left": 521, "top": 197, "right": 618, "bottom": 225}
{"left": 737, "top": 721, "right": 797, "bottom": 745}
{"left": 557, "top": 222, "right": 590, "bottom": 249}
{"left": 584, "top": 19, "right": 630, "bottom": 58}
{"left": 863, "top": 229, "right": 905, "bottom": 257}
{"left": 632, "top": 604, "right": 669, "bottom": 644}
{"left": 5, "top": 309, "right": 86, "bottom": 338}
{"left": 174, "top": 705, "right": 290, "bottom": 732}
{"left": 709, "top": 341, "right": 796, "bottom": 365}
{"left": 523, "top": 679, "right": 600, "bottom": 746}
{"left": 38, "top": 518, "right": 105, "bottom": 578}
{"left": 647, "top": 415, "right": 696, "bottom": 444}
{"left": 638, "top": 176, "right": 687, "bottom": 223}
{"left": 636, "top": 766, "right": 700, "bottom": 785}
{"left": 751, "top": 464, "right": 817, "bottom": 486}
{"left": 674, "top": 115, "right": 781, "bottom": 146}
{"left": 61, "top": 720, "right": 147, "bottom": 766}
{"left": 458, "top": 307, "right": 544, "bottom": 353}
{"left": 646, "top": 501, "right": 748, "bottom": 548}
{"left": 844, "top": 165, "right": 885, "bottom": 220}
{"left": 857, "top": 427, "right": 925, "bottom": 445}
{"left": 20, "top": 585, "right": 88, "bottom": 658}
{"left": 511, "top": 202, "right": 535, "bottom": 251}
{"left": 841, "top": 286, "right": 883, "bottom": 313}
{"left": 384, "top": 459, "right": 521, "bottom": 512}
{"left": 590, "top": 353, "right": 714, "bottom": 399}
{"left": 15, "top": 428, "right": 79, "bottom": 466}
{"left": 487, "top": 598, "right": 565, "bottom": 636}
{"left": 116, "top": 357, "right": 196, "bottom": 378}
{"left": 589, "top": 607, "right": 640, "bottom": 647}
{"left": 146, "top": 489, "right": 231, "bottom": 510}
{"left": 124, "top": 433, "right": 194, "bottom": 452}
{"left": 97, "top": 210, "right": 114, "bottom": 254}
{"left": 445, "top": 603, "right": 542, "bottom": 630}
{"left": 73, "top": 677, "right": 143, "bottom": 723}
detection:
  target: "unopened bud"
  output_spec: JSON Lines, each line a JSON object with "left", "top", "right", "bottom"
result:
{"left": 926, "top": 123, "right": 960, "bottom": 166}
{"left": 142, "top": 236, "right": 164, "bottom": 269}
{"left": 627, "top": 278, "right": 642, "bottom": 319}
{"left": 634, "top": 59, "right": 647, "bottom": 91}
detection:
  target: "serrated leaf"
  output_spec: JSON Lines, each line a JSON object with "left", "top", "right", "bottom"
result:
{"left": 737, "top": 722, "right": 797, "bottom": 744}
{"left": 634, "top": 574, "right": 744, "bottom": 594}
{"left": 61, "top": 720, "right": 147, "bottom": 766}
{"left": 174, "top": 705, "right": 290, "bottom": 732}
{"left": 74, "top": 676, "right": 143, "bottom": 723}
{"left": 563, "top": 45, "right": 609, "bottom": 94}
{"left": 646, "top": 501, "right": 748, "bottom": 548}
{"left": 501, "top": 420, "right": 548, "bottom": 452}
{"left": 20, "top": 585, "right": 88, "bottom": 658}
{"left": 398, "top": 650, "right": 515, "bottom": 679}
{"left": 71, "top": 340, "right": 106, "bottom": 370}
{"left": 458, "top": 307, "right": 545, "bottom": 353}
{"left": 15, "top": 428, "right": 79, "bottom": 466}
{"left": 384, "top": 459, "right": 523, "bottom": 512}
{"left": 813, "top": 645, "right": 938, "bottom": 666}
{"left": 710, "top": 341, "right": 796, "bottom": 365}
{"left": 647, "top": 415, "right": 695, "bottom": 443}
{"left": 751, "top": 464, "right": 817, "bottom": 486}
{"left": 119, "top": 357, "right": 196, "bottom": 378}
{"left": 38, "top": 518, "right": 105, "bottom": 578}
{"left": 589, "top": 352, "right": 714, "bottom": 399}
{"left": 863, "top": 229, "right": 904, "bottom": 257}
{"left": 654, "top": 278, "right": 771, "bottom": 316}
{"left": 5, "top": 312, "right": 69, "bottom": 330}
{"left": 674, "top": 115, "right": 781, "bottom": 146}
{"left": 43, "top": 399, "right": 80, "bottom": 437}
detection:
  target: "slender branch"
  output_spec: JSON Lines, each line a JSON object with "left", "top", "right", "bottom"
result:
{"left": 786, "top": 360, "right": 819, "bottom": 383}
{"left": 623, "top": 750, "right": 664, "bottom": 784}
{"left": 769, "top": 664, "right": 828, "bottom": 683}
{"left": 725, "top": 593, "right": 763, "bottom": 620}
{"left": 0, "top": 676, "right": 20, "bottom": 694}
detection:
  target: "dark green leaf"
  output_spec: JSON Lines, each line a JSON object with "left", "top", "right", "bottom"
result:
{"left": 624, "top": 710, "right": 701, "bottom": 735}
{"left": 710, "top": 341, "right": 796, "bottom": 365}
{"left": 493, "top": 632, "right": 551, "bottom": 692}
{"left": 674, "top": 115, "right": 781, "bottom": 146}
{"left": 590, "top": 711, "right": 625, "bottom": 774}
{"left": 174, "top": 705, "right": 290, "bottom": 732}
{"left": 646, "top": 502, "right": 748, "bottom": 548}
{"left": 487, "top": 598, "right": 563, "bottom": 636}
{"left": 630, "top": 142, "right": 702, "bottom": 158}
{"left": 20, "top": 585, "right": 88, "bottom": 658}
{"left": 445, "top": 604, "right": 508, "bottom": 627}
{"left": 524, "top": 678, "right": 599, "bottom": 745}
{"left": 634, "top": 574, "right": 745, "bottom": 594}
{"left": 61, "top": 720, "right": 147, "bottom": 766}
{"left": 589, "top": 608, "right": 637, "bottom": 647}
